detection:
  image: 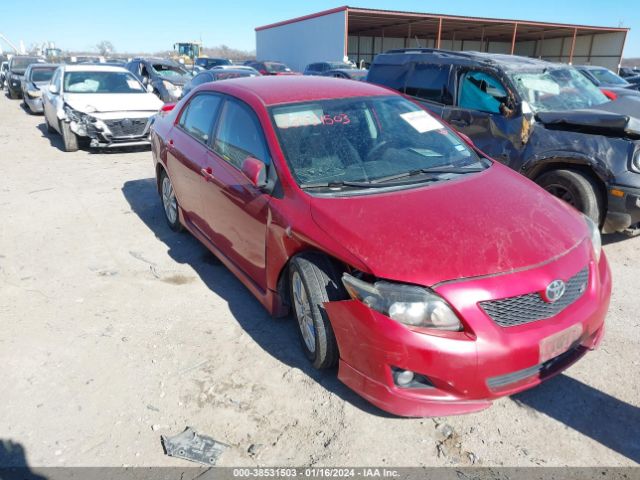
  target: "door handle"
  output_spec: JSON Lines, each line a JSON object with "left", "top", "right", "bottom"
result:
{"left": 200, "top": 167, "right": 215, "bottom": 182}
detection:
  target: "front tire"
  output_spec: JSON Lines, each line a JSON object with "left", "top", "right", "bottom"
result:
{"left": 60, "top": 121, "right": 79, "bottom": 152}
{"left": 537, "top": 169, "right": 602, "bottom": 225}
{"left": 289, "top": 253, "right": 347, "bottom": 369}
{"left": 160, "top": 170, "right": 182, "bottom": 232}
{"left": 44, "top": 114, "right": 55, "bottom": 133}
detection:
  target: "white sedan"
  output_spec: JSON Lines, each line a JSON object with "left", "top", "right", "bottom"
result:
{"left": 42, "top": 64, "right": 163, "bottom": 151}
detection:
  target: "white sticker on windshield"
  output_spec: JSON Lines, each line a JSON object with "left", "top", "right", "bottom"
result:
{"left": 400, "top": 110, "right": 443, "bottom": 133}
{"left": 274, "top": 108, "right": 323, "bottom": 129}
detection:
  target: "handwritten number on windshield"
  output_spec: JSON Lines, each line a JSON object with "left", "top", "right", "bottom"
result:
{"left": 323, "top": 114, "right": 350, "bottom": 125}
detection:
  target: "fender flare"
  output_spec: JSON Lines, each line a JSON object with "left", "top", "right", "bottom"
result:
{"left": 520, "top": 150, "right": 614, "bottom": 185}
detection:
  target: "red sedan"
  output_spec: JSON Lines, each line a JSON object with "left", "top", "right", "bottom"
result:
{"left": 150, "top": 76, "right": 611, "bottom": 417}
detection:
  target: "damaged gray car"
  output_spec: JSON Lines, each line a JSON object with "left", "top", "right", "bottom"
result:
{"left": 368, "top": 49, "right": 640, "bottom": 235}
{"left": 42, "top": 64, "right": 163, "bottom": 152}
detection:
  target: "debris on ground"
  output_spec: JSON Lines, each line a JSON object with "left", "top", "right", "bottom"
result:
{"left": 161, "top": 426, "right": 228, "bottom": 466}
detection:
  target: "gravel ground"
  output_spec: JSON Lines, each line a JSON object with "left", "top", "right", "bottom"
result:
{"left": 0, "top": 91, "right": 638, "bottom": 469}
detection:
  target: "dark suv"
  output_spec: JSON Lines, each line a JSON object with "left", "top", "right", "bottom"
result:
{"left": 6, "top": 56, "right": 45, "bottom": 99}
{"left": 304, "top": 61, "right": 354, "bottom": 75}
{"left": 367, "top": 48, "right": 640, "bottom": 234}
{"left": 125, "top": 57, "right": 192, "bottom": 102}
{"left": 194, "top": 57, "right": 231, "bottom": 69}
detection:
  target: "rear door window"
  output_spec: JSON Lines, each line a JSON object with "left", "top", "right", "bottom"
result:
{"left": 367, "top": 63, "right": 409, "bottom": 92}
{"left": 213, "top": 99, "right": 270, "bottom": 168}
{"left": 404, "top": 63, "right": 452, "bottom": 104}
{"left": 178, "top": 94, "right": 222, "bottom": 144}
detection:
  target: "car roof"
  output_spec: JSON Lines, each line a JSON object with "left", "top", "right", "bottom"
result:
{"left": 63, "top": 64, "right": 130, "bottom": 73}
{"left": 375, "top": 48, "right": 558, "bottom": 71}
{"left": 200, "top": 75, "right": 392, "bottom": 106}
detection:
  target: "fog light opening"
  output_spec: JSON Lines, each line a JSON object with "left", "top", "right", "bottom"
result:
{"left": 391, "top": 367, "right": 434, "bottom": 389}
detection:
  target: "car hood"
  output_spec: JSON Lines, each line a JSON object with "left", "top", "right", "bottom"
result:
{"left": 536, "top": 97, "right": 640, "bottom": 138}
{"left": 309, "top": 164, "right": 587, "bottom": 286}
{"left": 63, "top": 92, "right": 163, "bottom": 113}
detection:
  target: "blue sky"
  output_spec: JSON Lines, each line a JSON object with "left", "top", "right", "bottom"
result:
{"left": 1, "top": 0, "right": 639, "bottom": 57}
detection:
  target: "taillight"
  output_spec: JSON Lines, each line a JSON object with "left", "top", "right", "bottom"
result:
{"left": 601, "top": 88, "right": 618, "bottom": 101}
{"left": 161, "top": 103, "right": 176, "bottom": 112}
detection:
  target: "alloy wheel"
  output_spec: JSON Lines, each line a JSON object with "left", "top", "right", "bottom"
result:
{"left": 292, "top": 271, "right": 316, "bottom": 353}
{"left": 162, "top": 175, "right": 178, "bottom": 224}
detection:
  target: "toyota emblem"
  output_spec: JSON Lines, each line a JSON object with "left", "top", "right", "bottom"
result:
{"left": 544, "top": 280, "right": 566, "bottom": 303}
{"left": 122, "top": 118, "right": 132, "bottom": 128}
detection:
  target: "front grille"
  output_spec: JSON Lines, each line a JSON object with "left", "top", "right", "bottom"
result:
{"left": 103, "top": 118, "right": 148, "bottom": 138}
{"left": 480, "top": 267, "right": 589, "bottom": 328}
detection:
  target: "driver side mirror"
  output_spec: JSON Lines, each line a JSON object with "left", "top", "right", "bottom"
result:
{"left": 241, "top": 156, "right": 268, "bottom": 189}
{"left": 48, "top": 84, "right": 59, "bottom": 95}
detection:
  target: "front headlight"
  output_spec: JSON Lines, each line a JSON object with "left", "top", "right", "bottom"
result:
{"left": 342, "top": 273, "right": 462, "bottom": 331}
{"left": 27, "top": 89, "right": 41, "bottom": 98}
{"left": 584, "top": 215, "right": 602, "bottom": 262}
{"left": 632, "top": 149, "right": 640, "bottom": 173}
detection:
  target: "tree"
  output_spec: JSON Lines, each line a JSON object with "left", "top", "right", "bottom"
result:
{"left": 96, "top": 41, "right": 115, "bottom": 56}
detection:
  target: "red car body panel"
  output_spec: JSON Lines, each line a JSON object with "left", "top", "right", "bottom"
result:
{"left": 309, "top": 164, "right": 586, "bottom": 286}
{"left": 150, "top": 76, "right": 612, "bottom": 416}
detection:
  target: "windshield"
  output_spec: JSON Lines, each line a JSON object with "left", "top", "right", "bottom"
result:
{"left": 509, "top": 67, "right": 609, "bottom": 112}
{"left": 11, "top": 57, "right": 42, "bottom": 69}
{"left": 152, "top": 63, "right": 188, "bottom": 77}
{"left": 265, "top": 62, "right": 290, "bottom": 73}
{"left": 271, "top": 95, "right": 488, "bottom": 193}
{"left": 64, "top": 71, "right": 145, "bottom": 94}
{"left": 588, "top": 68, "right": 628, "bottom": 86}
{"left": 31, "top": 68, "right": 56, "bottom": 83}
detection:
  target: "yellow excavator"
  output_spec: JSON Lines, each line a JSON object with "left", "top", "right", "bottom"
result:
{"left": 173, "top": 42, "right": 202, "bottom": 65}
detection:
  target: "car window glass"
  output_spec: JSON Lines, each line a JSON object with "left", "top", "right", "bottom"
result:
{"left": 191, "top": 73, "right": 210, "bottom": 86}
{"left": 367, "top": 63, "right": 409, "bottom": 92}
{"left": 458, "top": 71, "right": 507, "bottom": 114}
{"left": 213, "top": 99, "right": 270, "bottom": 168}
{"left": 179, "top": 94, "right": 222, "bottom": 143}
{"left": 405, "top": 63, "right": 452, "bottom": 104}
{"left": 51, "top": 68, "right": 61, "bottom": 89}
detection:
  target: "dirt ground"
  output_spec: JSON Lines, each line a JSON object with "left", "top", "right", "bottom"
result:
{"left": 0, "top": 91, "right": 638, "bottom": 469}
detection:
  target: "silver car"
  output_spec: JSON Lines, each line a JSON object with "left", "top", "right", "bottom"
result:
{"left": 21, "top": 63, "right": 58, "bottom": 114}
{"left": 42, "top": 64, "right": 163, "bottom": 152}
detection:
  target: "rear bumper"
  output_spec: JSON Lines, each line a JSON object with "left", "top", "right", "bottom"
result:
{"left": 326, "top": 241, "right": 611, "bottom": 417}
{"left": 603, "top": 184, "right": 640, "bottom": 233}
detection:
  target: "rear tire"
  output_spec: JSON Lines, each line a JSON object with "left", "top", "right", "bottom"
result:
{"left": 537, "top": 169, "right": 602, "bottom": 224}
{"left": 60, "top": 121, "right": 79, "bottom": 152}
{"left": 160, "top": 169, "right": 182, "bottom": 232}
{"left": 288, "top": 253, "right": 347, "bottom": 369}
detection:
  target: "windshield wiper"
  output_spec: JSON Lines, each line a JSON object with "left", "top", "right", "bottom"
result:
{"left": 300, "top": 180, "right": 388, "bottom": 189}
{"left": 370, "top": 166, "right": 484, "bottom": 184}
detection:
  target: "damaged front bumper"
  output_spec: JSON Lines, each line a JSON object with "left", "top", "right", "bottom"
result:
{"left": 62, "top": 106, "right": 155, "bottom": 148}
{"left": 325, "top": 242, "right": 611, "bottom": 417}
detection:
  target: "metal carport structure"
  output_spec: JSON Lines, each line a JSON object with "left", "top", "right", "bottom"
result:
{"left": 255, "top": 6, "right": 629, "bottom": 72}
